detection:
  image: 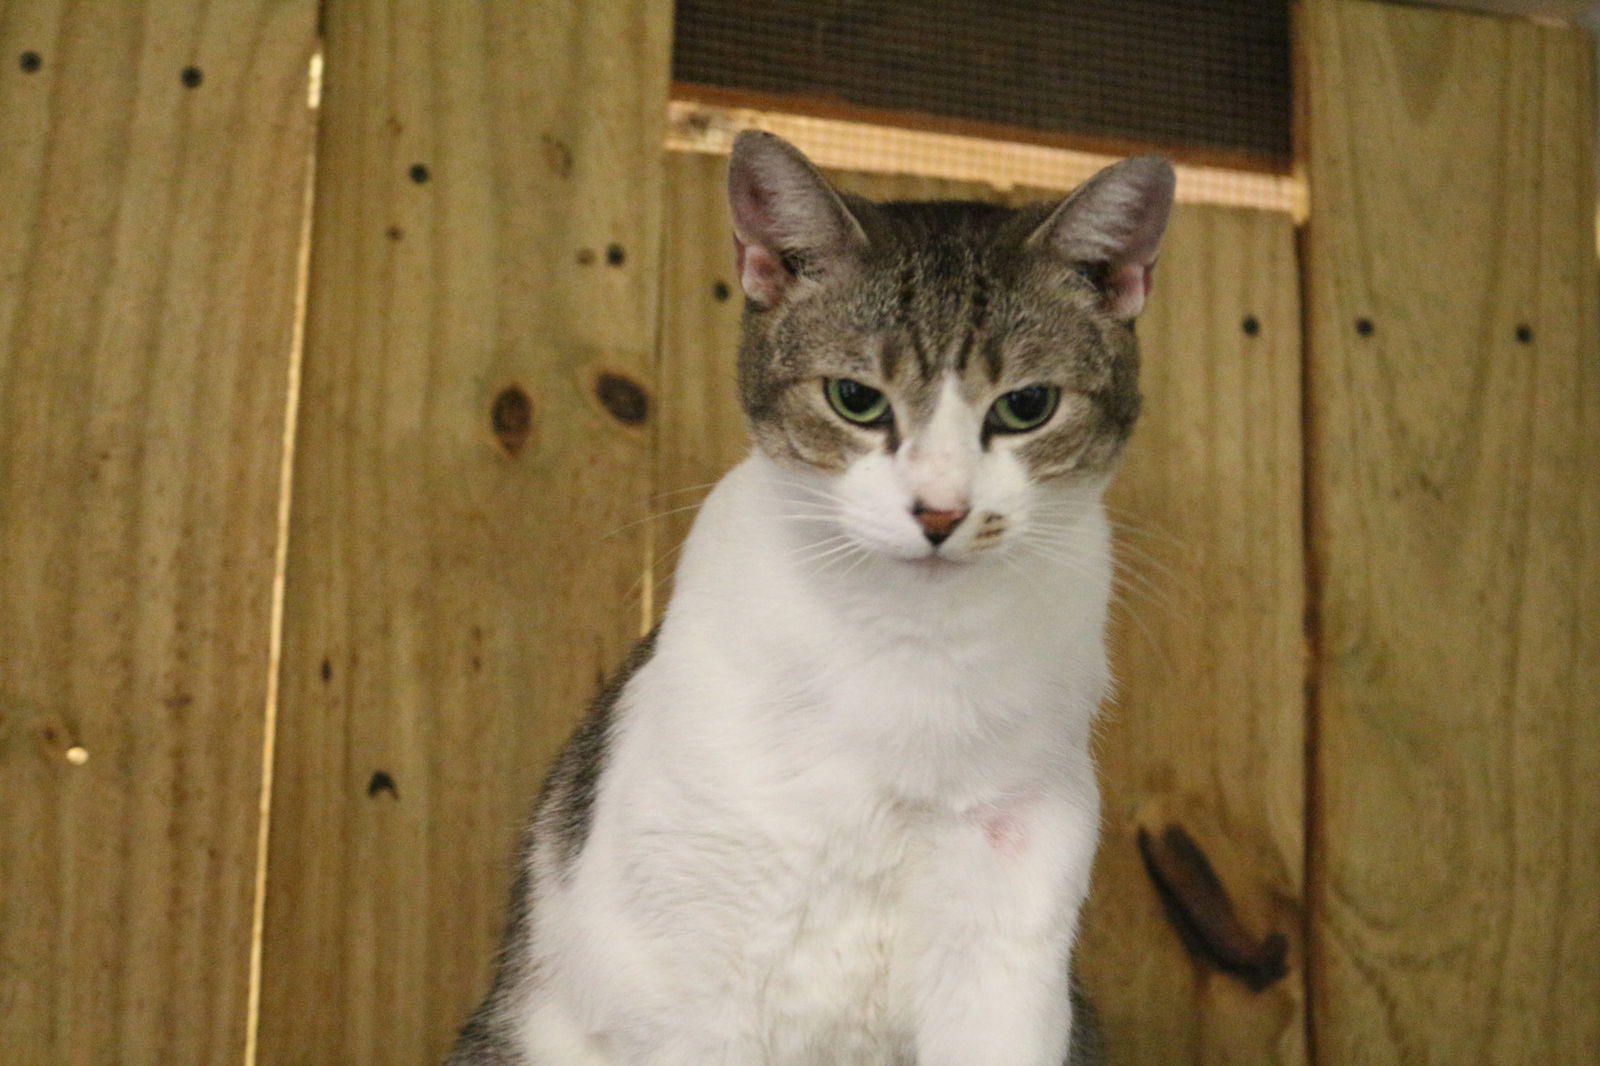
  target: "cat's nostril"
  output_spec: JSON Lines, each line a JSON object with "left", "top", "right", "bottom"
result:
{"left": 912, "top": 504, "right": 970, "bottom": 546}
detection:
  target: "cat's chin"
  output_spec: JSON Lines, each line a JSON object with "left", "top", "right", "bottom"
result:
{"left": 896, "top": 552, "right": 976, "bottom": 576}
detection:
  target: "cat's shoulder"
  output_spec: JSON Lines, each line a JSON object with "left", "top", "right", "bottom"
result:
{"left": 534, "top": 624, "right": 661, "bottom": 867}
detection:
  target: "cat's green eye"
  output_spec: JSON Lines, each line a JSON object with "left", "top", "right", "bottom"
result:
{"left": 988, "top": 385, "right": 1061, "bottom": 433}
{"left": 825, "top": 378, "right": 892, "bottom": 426}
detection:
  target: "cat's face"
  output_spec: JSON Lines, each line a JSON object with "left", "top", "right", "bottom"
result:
{"left": 727, "top": 133, "right": 1173, "bottom": 566}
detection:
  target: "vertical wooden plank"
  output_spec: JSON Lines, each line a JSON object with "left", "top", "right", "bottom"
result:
{"left": 257, "top": 2, "right": 672, "bottom": 1064}
{"left": 1078, "top": 204, "right": 1306, "bottom": 1066}
{"left": 650, "top": 152, "right": 747, "bottom": 620}
{"left": 1303, "top": 2, "right": 1600, "bottom": 1061}
{"left": 0, "top": 3, "right": 318, "bottom": 1064}
{"left": 654, "top": 158, "right": 1307, "bottom": 1061}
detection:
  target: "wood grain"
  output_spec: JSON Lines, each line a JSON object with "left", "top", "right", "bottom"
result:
{"left": 654, "top": 160, "right": 1307, "bottom": 1061}
{"left": 648, "top": 152, "right": 749, "bottom": 622}
{"left": 0, "top": 3, "right": 318, "bottom": 1064}
{"left": 255, "top": 2, "right": 672, "bottom": 1064}
{"left": 1302, "top": 2, "right": 1600, "bottom": 1061}
{"left": 1077, "top": 204, "right": 1306, "bottom": 1066}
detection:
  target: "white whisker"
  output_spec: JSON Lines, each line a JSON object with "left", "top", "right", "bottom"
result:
{"left": 645, "top": 480, "right": 720, "bottom": 503}
{"left": 603, "top": 500, "right": 709, "bottom": 540}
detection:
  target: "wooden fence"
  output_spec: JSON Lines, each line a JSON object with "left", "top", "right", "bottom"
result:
{"left": 1, "top": 1, "right": 1594, "bottom": 1064}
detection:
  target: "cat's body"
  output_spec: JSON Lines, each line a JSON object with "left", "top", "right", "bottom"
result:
{"left": 449, "top": 132, "right": 1172, "bottom": 1066}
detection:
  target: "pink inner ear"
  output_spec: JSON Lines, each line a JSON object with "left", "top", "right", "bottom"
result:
{"left": 1105, "top": 261, "right": 1154, "bottom": 319}
{"left": 735, "top": 234, "right": 790, "bottom": 307}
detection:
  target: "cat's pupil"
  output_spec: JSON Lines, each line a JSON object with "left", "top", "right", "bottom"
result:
{"left": 1006, "top": 387, "right": 1050, "bottom": 421}
{"left": 836, "top": 380, "right": 880, "bottom": 414}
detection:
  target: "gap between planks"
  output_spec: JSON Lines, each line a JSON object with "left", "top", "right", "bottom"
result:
{"left": 244, "top": 45, "right": 324, "bottom": 1066}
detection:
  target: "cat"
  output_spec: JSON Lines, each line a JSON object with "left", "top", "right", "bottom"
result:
{"left": 447, "top": 129, "right": 1173, "bottom": 1066}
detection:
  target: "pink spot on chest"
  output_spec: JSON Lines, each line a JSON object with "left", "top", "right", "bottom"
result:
{"left": 979, "top": 793, "right": 1038, "bottom": 858}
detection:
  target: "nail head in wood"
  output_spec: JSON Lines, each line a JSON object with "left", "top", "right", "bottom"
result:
{"left": 367, "top": 771, "right": 398, "bottom": 799}
{"left": 1515, "top": 324, "right": 1533, "bottom": 344}
{"left": 1241, "top": 315, "right": 1260, "bottom": 336}
{"left": 409, "top": 163, "right": 430, "bottom": 184}
{"left": 181, "top": 65, "right": 203, "bottom": 88}
{"left": 1355, "top": 317, "right": 1375, "bottom": 337}
{"left": 491, "top": 385, "right": 534, "bottom": 456}
{"left": 20, "top": 51, "right": 42, "bottom": 73}
{"left": 605, "top": 243, "right": 626, "bottom": 267}
{"left": 713, "top": 280, "right": 731, "bottom": 302}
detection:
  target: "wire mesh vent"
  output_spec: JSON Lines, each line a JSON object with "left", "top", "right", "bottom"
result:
{"left": 672, "top": 0, "right": 1293, "bottom": 170}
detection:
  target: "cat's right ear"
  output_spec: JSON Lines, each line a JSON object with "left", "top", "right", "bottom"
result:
{"left": 727, "top": 131, "right": 868, "bottom": 308}
{"left": 1027, "top": 156, "right": 1175, "bottom": 320}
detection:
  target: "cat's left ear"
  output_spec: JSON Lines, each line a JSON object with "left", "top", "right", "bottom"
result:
{"left": 1027, "top": 156, "right": 1175, "bottom": 320}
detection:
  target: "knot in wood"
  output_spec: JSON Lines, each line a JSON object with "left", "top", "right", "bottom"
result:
{"left": 595, "top": 373, "right": 648, "bottom": 426}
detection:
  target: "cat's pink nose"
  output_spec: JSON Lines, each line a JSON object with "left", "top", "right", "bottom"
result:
{"left": 912, "top": 504, "right": 969, "bottom": 546}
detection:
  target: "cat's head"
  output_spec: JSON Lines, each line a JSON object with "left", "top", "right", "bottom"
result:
{"left": 727, "top": 131, "right": 1173, "bottom": 566}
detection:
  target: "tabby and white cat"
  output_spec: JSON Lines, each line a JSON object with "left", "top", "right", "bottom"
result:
{"left": 448, "top": 130, "right": 1173, "bottom": 1066}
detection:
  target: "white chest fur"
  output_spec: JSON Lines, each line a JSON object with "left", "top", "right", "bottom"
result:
{"left": 522, "top": 454, "right": 1111, "bottom": 1066}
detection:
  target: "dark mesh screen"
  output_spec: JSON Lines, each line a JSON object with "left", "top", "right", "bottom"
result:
{"left": 672, "top": 0, "right": 1292, "bottom": 169}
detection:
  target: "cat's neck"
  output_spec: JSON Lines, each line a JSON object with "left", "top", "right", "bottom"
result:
{"left": 668, "top": 451, "right": 1113, "bottom": 661}
{"left": 654, "top": 452, "right": 1112, "bottom": 805}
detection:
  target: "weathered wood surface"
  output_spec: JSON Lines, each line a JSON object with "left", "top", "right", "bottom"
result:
{"left": 1079, "top": 203, "right": 1306, "bottom": 1066}
{"left": 256, "top": 2, "right": 672, "bottom": 1063}
{"left": 648, "top": 152, "right": 749, "bottom": 621}
{"left": 1302, "top": 2, "right": 1600, "bottom": 1061}
{"left": 0, "top": 2, "right": 318, "bottom": 1063}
